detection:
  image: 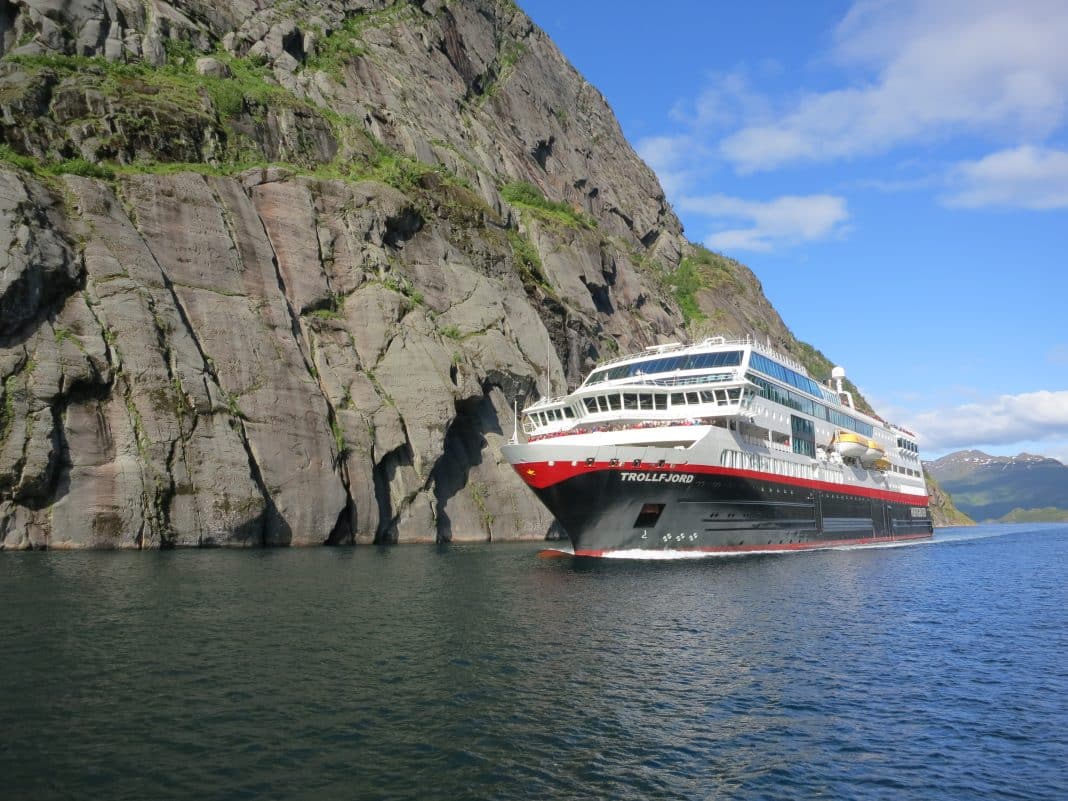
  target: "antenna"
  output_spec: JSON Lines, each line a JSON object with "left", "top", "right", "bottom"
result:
{"left": 832, "top": 366, "right": 855, "bottom": 410}
{"left": 511, "top": 398, "right": 519, "bottom": 444}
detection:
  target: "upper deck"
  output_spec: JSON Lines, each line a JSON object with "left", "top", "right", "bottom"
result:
{"left": 522, "top": 336, "right": 846, "bottom": 436}
{"left": 514, "top": 336, "right": 925, "bottom": 493}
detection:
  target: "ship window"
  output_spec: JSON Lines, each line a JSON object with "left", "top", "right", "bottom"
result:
{"left": 670, "top": 392, "right": 685, "bottom": 406}
{"left": 728, "top": 388, "right": 741, "bottom": 402}
{"left": 564, "top": 407, "right": 574, "bottom": 418}
{"left": 633, "top": 503, "right": 665, "bottom": 528}
{"left": 654, "top": 395, "right": 667, "bottom": 410}
{"left": 596, "top": 396, "right": 609, "bottom": 412}
{"left": 624, "top": 393, "right": 638, "bottom": 410}
{"left": 639, "top": 394, "right": 653, "bottom": 410}
{"left": 700, "top": 390, "right": 715, "bottom": 403}
{"left": 608, "top": 393, "right": 621, "bottom": 410}
{"left": 583, "top": 397, "right": 598, "bottom": 413}
{"left": 686, "top": 392, "right": 700, "bottom": 404}
{"left": 715, "top": 390, "right": 728, "bottom": 405}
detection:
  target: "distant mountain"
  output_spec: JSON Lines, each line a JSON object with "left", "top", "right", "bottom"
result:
{"left": 924, "top": 451, "right": 1068, "bottom": 521}
{"left": 999, "top": 508, "right": 1068, "bottom": 523}
{"left": 924, "top": 473, "right": 975, "bottom": 527}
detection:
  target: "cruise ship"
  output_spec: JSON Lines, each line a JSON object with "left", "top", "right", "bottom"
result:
{"left": 501, "top": 337, "right": 932, "bottom": 557}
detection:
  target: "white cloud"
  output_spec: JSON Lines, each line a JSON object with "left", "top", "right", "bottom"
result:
{"left": 635, "top": 135, "right": 700, "bottom": 195}
{"left": 906, "top": 389, "right": 1068, "bottom": 452}
{"left": 719, "top": 0, "right": 1068, "bottom": 172}
{"left": 677, "top": 193, "right": 849, "bottom": 252}
{"left": 943, "top": 145, "right": 1068, "bottom": 209}
{"left": 672, "top": 70, "right": 772, "bottom": 131}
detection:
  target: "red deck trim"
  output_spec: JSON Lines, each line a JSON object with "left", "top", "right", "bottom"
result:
{"left": 512, "top": 459, "right": 929, "bottom": 506}
{"left": 573, "top": 532, "right": 933, "bottom": 557}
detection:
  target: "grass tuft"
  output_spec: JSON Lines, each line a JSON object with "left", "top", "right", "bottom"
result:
{"left": 500, "top": 181, "right": 594, "bottom": 229}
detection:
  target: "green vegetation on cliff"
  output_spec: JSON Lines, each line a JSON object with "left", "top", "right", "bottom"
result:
{"left": 500, "top": 181, "right": 595, "bottom": 229}
{"left": 665, "top": 245, "right": 740, "bottom": 324}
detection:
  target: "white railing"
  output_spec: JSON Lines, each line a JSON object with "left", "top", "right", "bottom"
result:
{"left": 721, "top": 449, "right": 817, "bottom": 480}
{"left": 523, "top": 395, "right": 571, "bottom": 411}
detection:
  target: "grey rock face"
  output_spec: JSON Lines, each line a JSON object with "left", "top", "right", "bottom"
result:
{"left": 0, "top": 162, "right": 568, "bottom": 548}
{"left": 194, "top": 57, "right": 231, "bottom": 78}
{"left": 0, "top": 171, "right": 79, "bottom": 338}
{"left": 0, "top": 0, "right": 819, "bottom": 549}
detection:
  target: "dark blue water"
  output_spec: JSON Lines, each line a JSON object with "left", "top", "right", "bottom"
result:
{"left": 2, "top": 524, "right": 1066, "bottom": 800}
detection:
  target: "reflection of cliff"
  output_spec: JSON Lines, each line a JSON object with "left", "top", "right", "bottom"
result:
{"left": 924, "top": 474, "right": 975, "bottom": 528}
{"left": 1, "top": 0, "right": 860, "bottom": 548}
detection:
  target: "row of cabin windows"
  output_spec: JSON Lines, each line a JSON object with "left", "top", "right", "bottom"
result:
{"left": 892, "top": 464, "right": 922, "bottom": 477}
{"left": 580, "top": 388, "right": 743, "bottom": 415}
{"left": 748, "top": 353, "right": 831, "bottom": 401}
{"left": 584, "top": 350, "right": 743, "bottom": 386}
{"left": 748, "top": 373, "right": 874, "bottom": 438}
{"left": 896, "top": 437, "right": 919, "bottom": 453}
{"left": 531, "top": 406, "right": 576, "bottom": 427}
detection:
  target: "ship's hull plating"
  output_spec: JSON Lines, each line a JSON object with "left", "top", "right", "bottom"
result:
{"left": 514, "top": 460, "right": 932, "bottom": 556}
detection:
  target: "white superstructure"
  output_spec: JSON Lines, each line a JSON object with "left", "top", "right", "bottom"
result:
{"left": 515, "top": 336, "right": 926, "bottom": 498}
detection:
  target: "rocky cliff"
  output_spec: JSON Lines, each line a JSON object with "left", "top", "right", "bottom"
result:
{"left": 0, "top": 0, "right": 857, "bottom": 548}
{"left": 923, "top": 473, "right": 974, "bottom": 528}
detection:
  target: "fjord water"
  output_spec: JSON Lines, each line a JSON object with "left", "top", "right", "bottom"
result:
{"left": 2, "top": 525, "right": 1066, "bottom": 801}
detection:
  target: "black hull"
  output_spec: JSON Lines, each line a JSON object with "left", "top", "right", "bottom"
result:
{"left": 530, "top": 468, "right": 933, "bottom": 556}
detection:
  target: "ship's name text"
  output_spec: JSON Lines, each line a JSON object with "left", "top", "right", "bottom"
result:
{"left": 620, "top": 472, "right": 695, "bottom": 484}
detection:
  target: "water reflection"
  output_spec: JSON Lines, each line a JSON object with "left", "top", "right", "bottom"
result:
{"left": 2, "top": 527, "right": 1067, "bottom": 800}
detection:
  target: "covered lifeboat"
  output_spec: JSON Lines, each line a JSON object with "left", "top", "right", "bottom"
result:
{"left": 833, "top": 431, "right": 868, "bottom": 459}
{"left": 861, "top": 438, "right": 886, "bottom": 466}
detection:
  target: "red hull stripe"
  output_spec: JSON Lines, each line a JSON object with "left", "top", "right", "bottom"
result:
{"left": 574, "top": 532, "right": 933, "bottom": 557}
{"left": 513, "top": 460, "right": 929, "bottom": 506}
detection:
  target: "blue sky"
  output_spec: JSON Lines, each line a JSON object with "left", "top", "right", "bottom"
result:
{"left": 519, "top": 0, "right": 1068, "bottom": 462}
